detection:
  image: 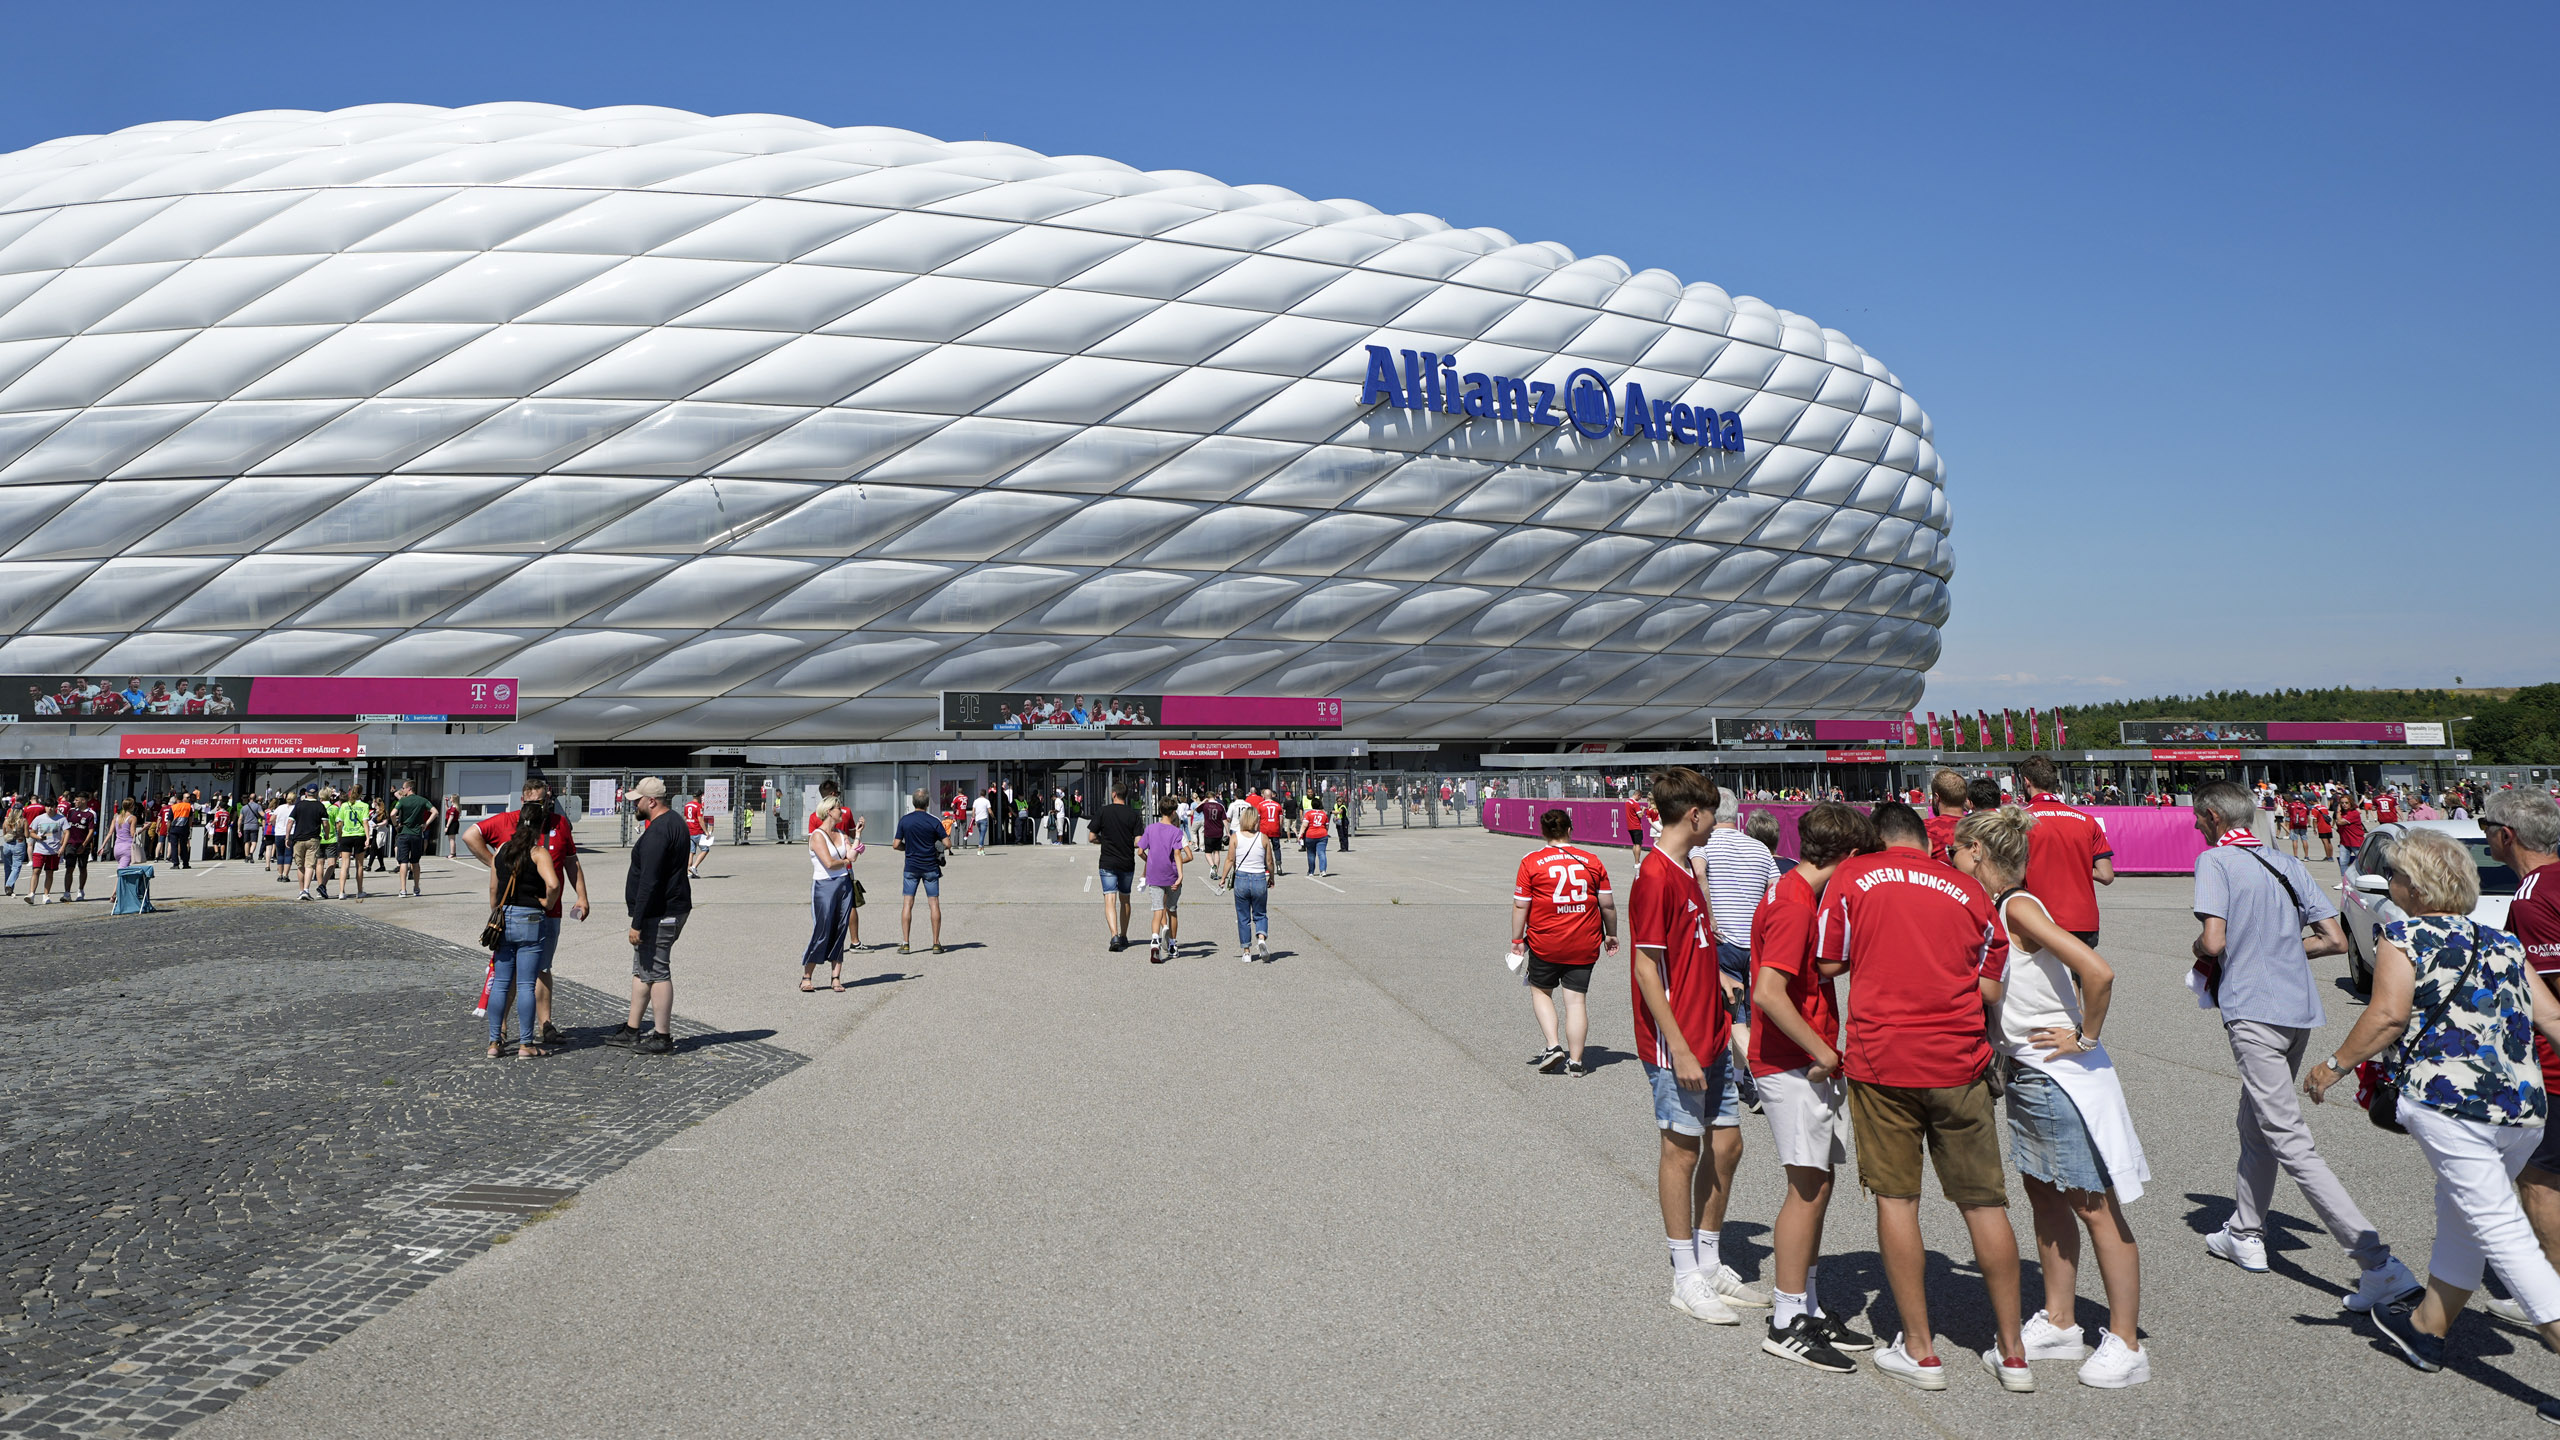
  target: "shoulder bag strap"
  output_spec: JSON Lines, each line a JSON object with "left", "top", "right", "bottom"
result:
{"left": 2237, "top": 845, "right": 2308, "bottom": 922}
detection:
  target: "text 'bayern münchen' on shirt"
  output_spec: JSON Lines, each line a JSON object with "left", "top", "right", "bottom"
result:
{"left": 1627, "top": 847, "right": 1727, "bottom": 1070}
{"left": 1747, "top": 869, "right": 1837, "bottom": 1077}
{"left": 1512, "top": 844, "right": 1611, "bottom": 965}
{"left": 2022, "top": 793, "right": 2112, "bottom": 932}
{"left": 1816, "top": 848, "right": 2008, "bottom": 1089}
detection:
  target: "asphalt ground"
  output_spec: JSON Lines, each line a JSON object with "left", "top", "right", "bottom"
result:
{"left": 10, "top": 823, "right": 2557, "bottom": 1436}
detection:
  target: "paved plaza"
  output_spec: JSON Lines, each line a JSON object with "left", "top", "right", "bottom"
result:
{"left": 2, "top": 824, "right": 2554, "bottom": 1436}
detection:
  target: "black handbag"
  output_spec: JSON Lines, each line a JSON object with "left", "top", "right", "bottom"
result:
{"left": 478, "top": 863, "right": 522, "bottom": 951}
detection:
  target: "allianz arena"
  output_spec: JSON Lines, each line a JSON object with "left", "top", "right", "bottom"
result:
{"left": 0, "top": 104, "right": 1952, "bottom": 753}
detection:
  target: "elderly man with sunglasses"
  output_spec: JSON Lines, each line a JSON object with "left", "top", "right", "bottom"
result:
{"left": 2481, "top": 790, "right": 2560, "bottom": 1319}
{"left": 2187, "top": 780, "right": 2423, "bottom": 1312}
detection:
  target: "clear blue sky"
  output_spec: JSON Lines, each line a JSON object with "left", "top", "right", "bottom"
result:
{"left": 4, "top": 2, "right": 2552, "bottom": 715}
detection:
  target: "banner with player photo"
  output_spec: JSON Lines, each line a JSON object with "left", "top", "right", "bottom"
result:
{"left": 0, "top": 674, "right": 517, "bottom": 723}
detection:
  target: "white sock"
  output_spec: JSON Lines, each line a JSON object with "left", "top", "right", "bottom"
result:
{"left": 1774, "top": 1288, "right": 1808, "bottom": 1328}
{"left": 1693, "top": 1230, "right": 1721, "bottom": 1275}
{"left": 1804, "top": 1262, "right": 1824, "bottom": 1316}
{"left": 1668, "top": 1236, "right": 1699, "bottom": 1277}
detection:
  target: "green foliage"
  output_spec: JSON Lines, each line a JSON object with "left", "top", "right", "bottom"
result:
{"left": 2052, "top": 685, "right": 2560, "bottom": 764}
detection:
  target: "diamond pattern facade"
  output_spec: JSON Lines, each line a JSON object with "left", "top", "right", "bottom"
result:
{"left": 0, "top": 104, "right": 1952, "bottom": 744}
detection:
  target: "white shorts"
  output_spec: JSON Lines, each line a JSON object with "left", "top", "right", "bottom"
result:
{"left": 1757, "top": 1066, "right": 1850, "bottom": 1170}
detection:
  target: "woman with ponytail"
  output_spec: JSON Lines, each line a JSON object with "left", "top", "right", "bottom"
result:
{"left": 1950, "top": 806, "right": 2154, "bottom": 1388}
{"left": 484, "top": 797, "right": 561, "bottom": 1059}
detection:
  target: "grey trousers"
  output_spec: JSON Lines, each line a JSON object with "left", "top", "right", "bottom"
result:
{"left": 2226, "top": 1019, "right": 2389, "bottom": 1269}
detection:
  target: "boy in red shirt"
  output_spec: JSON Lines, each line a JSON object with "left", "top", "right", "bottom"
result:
{"left": 2309, "top": 799, "right": 2333, "bottom": 860}
{"left": 1624, "top": 794, "right": 1648, "bottom": 855}
{"left": 1509, "top": 810, "right": 1617, "bottom": 1077}
{"left": 1817, "top": 801, "right": 2029, "bottom": 1390}
{"left": 683, "top": 792, "right": 709, "bottom": 878}
{"left": 1749, "top": 801, "right": 1879, "bottom": 1372}
{"left": 1629, "top": 768, "right": 1766, "bottom": 1325}
{"left": 2016, "top": 755, "right": 2113, "bottom": 943}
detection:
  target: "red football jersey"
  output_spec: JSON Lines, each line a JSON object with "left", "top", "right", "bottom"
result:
{"left": 2373, "top": 794, "right": 2398, "bottom": 823}
{"left": 1748, "top": 869, "right": 1836, "bottom": 1077}
{"left": 1923, "top": 812, "right": 1960, "bottom": 866}
{"left": 1627, "top": 848, "right": 1727, "bottom": 1071}
{"left": 1817, "top": 848, "right": 2007, "bottom": 1088}
{"left": 2510, "top": 862, "right": 2560, "bottom": 1081}
{"left": 1512, "top": 844, "right": 1611, "bottom": 965}
{"left": 2022, "top": 794, "right": 2112, "bottom": 932}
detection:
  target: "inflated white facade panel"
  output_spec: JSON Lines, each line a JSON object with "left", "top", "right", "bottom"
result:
{"left": 0, "top": 104, "right": 1952, "bottom": 743}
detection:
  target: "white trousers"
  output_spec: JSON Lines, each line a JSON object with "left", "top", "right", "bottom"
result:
{"left": 2399, "top": 1099, "right": 2560, "bottom": 1324}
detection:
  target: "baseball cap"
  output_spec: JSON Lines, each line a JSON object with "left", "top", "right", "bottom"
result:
{"left": 631, "top": 776, "right": 668, "bottom": 800}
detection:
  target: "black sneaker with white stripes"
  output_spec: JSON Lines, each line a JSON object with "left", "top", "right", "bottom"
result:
{"left": 1529, "top": 1045, "right": 1566, "bottom": 1072}
{"left": 1762, "top": 1314, "right": 1857, "bottom": 1373}
{"left": 1811, "top": 1311, "right": 1875, "bottom": 1352}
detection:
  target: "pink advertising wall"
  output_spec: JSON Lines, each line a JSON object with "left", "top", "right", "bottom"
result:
{"left": 1480, "top": 798, "right": 2208, "bottom": 875}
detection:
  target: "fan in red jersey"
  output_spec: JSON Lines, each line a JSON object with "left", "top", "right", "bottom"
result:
{"left": 1510, "top": 810, "right": 1618, "bottom": 1078}
{"left": 2015, "top": 755, "right": 2115, "bottom": 944}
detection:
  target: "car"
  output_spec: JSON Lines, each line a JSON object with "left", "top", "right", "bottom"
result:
{"left": 2334, "top": 819, "right": 2520, "bottom": 994}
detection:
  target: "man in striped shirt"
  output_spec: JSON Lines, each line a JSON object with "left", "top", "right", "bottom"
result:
{"left": 1692, "top": 796, "right": 1779, "bottom": 1112}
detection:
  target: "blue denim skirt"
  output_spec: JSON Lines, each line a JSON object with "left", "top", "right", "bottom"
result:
{"left": 2006, "top": 1064, "right": 2111, "bottom": 1192}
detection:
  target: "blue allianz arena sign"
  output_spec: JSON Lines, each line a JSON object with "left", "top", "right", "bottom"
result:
{"left": 1360, "top": 344, "right": 1743, "bottom": 449}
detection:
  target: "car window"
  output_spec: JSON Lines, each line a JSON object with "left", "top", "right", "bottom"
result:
{"left": 2354, "top": 836, "right": 2392, "bottom": 879}
{"left": 2465, "top": 835, "right": 2521, "bottom": 896}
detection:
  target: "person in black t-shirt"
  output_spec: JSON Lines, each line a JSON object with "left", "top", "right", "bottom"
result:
{"left": 1089, "top": 783, "right": 1144, "bottom": 952}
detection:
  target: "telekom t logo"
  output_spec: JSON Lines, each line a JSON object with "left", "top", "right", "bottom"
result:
{"left": 470, "top": 683, "right": 489, "bottom": 701}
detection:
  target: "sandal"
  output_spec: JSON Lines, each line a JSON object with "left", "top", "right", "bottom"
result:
{"left": 799, "top": 978, "right": 815, "bottom": 992}
{"left": 830, "top": 973, "right": 845, "bottom": 993}
{"left": 515, "top": 1043, "right": 548, "bottom": 1059}
{"left": 486, "top": 1042, "right": 503, "bottom": 1060}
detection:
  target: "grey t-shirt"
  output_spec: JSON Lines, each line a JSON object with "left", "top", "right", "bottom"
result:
{"left": 2193, "top": 843, "right": 2339, "bottom": 1029}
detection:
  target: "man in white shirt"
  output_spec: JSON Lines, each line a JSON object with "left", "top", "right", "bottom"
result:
{"left": 1692, "top": 799, "right": 1779, "bottom": 1112}
{"left": 970, "top": 791, "right": 992, "bottom": 853}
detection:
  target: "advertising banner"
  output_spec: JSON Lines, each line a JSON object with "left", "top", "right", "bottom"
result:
{"left": 1158, "top": 740, "right": 1281, "bottom": 759}
{"left": 1926, "top": 711, "right": 1942, "bottom": 748}
{"left": 117, "top": 733, "right": 358, "bottom": 759}
{"left": 2118, "top": 720, "right": 2446, "bottom": 746}
{"left": 1712, "top": 717, "right": 1903, "bottom": 745}
{"left": 2, "top": 674, "right": 516, "bottom": 723}
{"left": 939, "top": 692, "right": 1341, "bottom": 732}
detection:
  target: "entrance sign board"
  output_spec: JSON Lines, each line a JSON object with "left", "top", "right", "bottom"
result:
{"left": 2151, "top": 748, "right": 2243, "bottom": 762}
{"left": 2, "top": 675, "right": 515, "bottom": 724}
{"left": 1159, "top": 740, "right": 1281, "bottom": 759}
{"left": 1824, "top": 749, "right": 1890, "bottom": 763}
{"left": 118, "top": 734, "right": 358, "bottom": 759}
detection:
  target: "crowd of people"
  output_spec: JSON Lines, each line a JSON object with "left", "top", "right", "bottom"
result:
{"left": 1506, "top": 757, "right": 2560, "bottom": 1415}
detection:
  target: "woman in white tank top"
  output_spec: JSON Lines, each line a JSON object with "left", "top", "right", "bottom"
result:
{"left": 800, "top": 800, "right": 865, "bottom": 992}
{"left": 1951, "top": 806, "right": 2155, "bottom": 1390}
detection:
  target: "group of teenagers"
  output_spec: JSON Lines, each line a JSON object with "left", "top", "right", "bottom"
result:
{"left": 1508, "top": 757, "right": 2560, "bottom": 1418}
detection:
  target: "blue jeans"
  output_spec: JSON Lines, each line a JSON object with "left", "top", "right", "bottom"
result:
{"left": 1231, "top": 872, "right": 1269, "bottom": 947}
{"left": 0, "top": 840, "right": 23, "bottom": 890}
{"left": 802, "top": 875, "right": 851, "bottom": 968}
{"left": 1307, "top": 838, "right": 1328, "bottom": 874}
{"left": 489, "top": 906, "right": 545, "bottom": 1046}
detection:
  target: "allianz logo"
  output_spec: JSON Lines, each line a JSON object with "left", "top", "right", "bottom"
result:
{"left": 1359, "top": 344, "right": 1743, "bottom": 450}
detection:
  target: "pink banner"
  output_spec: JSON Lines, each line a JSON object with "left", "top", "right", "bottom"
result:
{"left": 1157, "top": 696, "right": 1342, "bottom": 729}
{"left": 246, "top": 676, "right": 517, "bottom": 719}
{"left": 1480, "top": 799, "right": 2210, "bottom": 875}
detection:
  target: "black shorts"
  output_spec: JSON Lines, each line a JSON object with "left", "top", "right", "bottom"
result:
{"left": 1204, "top": 834, "right": 1225, "bottom": 852}
{"left": 1525, "top": 956, "right": 1597, "bottom": 992}
{"left": 339, "top": 837, "right": 365, "bottom": 855}
{"left": 395, "top": 834, "right": 425, "bottom": 864}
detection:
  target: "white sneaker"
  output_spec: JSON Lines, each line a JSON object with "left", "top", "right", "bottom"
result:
{"left": 71, "top": 891, "right": 82, "bottom": 902}
{"left": 1709, "top": 1264, "right": 1772, "bottom": 1308}
{"left": 1873, "top": 1334, "right": 1948, "bottom": 1391}
{"left": 2077, "top": 1329, "right": 2151, "bottom": 1388}
{"left": 2205, "top": 1225, "right": 2268, "bottom": 1273}
{"left": 2345, "top": 1255, "right": 2422, "bottom": 1313}
{"left": 1239, "top": 949, "right": 1254, "bottom": 964}
{"left": 1981, "top": 1346, "right": 2037, "bottom": 1392}
{"left": 2021, "top": 1308, "right": 2089, "bottom": 1360}
{"left": 2479, "top": 1290, "right": 2534, "bottom": 1327}
{"left": 1254, "top": 932, "right": 1268, "bottom": 961}
{"left": 1670, "top": 1270, "right": 1738, "bottom": 1324}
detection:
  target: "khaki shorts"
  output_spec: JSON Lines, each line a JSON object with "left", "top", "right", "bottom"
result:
{"left": 293, "top": 838, "right": 320, "bottom": 870}
{"left": 1845, "top": 1076, "right": 2007, "bottom": 1208}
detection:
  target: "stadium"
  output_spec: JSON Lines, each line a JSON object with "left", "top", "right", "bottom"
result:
{"left": 0, "top": 103, "right": 1952, "bottom": 774}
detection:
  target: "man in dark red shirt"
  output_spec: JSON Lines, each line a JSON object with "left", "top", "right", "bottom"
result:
{"left": 2016, "top": 755, "right": 2113, "bottom": 944}
{"left": 1509, "top": 810, "right": 1616, "bottom": 1077}
{"left": 1817, "top": 801, "right": 2027, "bottom": 1389}
{"left": 1922, "top": 768, "right": 1966, "bottom": 864}
{"left": 1629, "top": 767, "right": 1764, "bottom": 1324}
{"left": 2483, "top": 790, "right": 2560, "bottom": 1290}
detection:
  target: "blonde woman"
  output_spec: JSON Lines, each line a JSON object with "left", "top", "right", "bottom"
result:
{"left": 800, "top": 798, "right": 865, "bottom": 991}
{"left": 2304, "top": 826, "right": 2560, "bottom": 1414}
{"left": 1950, "top": 806, "right": 2153, "bottom": 1388}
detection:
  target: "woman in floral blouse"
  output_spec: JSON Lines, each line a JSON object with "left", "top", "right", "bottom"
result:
{"left": 2306, "top": 827, "right": 2560, "bottom": 1410}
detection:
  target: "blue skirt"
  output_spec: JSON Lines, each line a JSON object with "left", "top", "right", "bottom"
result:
{"left": 2007, "top": 1063, "right": 2112, "bottom": 1193}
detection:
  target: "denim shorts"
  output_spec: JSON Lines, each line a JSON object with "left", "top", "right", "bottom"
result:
{"left": 2006, "top": 1064, "right": 2112, "bottom": 1193}
{"left": 901, "top": 869, "right": 941, "bottom": 898}
{"left": 1643, "top": 1051, "right": 1741, "bottom": 1137}
{"left": 1099, "top": 868, "right": 1134, "bottom": 895}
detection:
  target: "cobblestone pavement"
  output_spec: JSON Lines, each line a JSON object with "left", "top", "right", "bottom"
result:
{"left": 0, "top": 902, "right": 804, "bottom": 1437}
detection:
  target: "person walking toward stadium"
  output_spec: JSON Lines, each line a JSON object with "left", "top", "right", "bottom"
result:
{"left": 1220, "top": 803, "right": 1274, "bottom": 962}
{"left": 1140, "top": 798, "right": 1189, "bottom": 963}
{"left": 62, "top": 792, "right": 96, "bottom": 903}
{"left": 1090, "top": 783, "right": 1143, "bottom": 952}
{"left": 1300, "top": 797, "right": 1331, "bottom": 876}
{"left": 393, "top": 780, "right": 435, "bottom": 897}
{"left": 1816, "top": 801, "right": 2030, "bottom": 1391}
{"left": 1748, "top": 801, "right": 1876, "bottom": 1373}
{"left": 2285, "top": 792, "right": 2312, "bottom": 859}
{"left": 1511, "top": 810, "right": 1617, "bottom": 1078}
{"left": 1630, "top": 767, "right": 1766, "bottom": 1327}
{"left": 683, "top": 789, "right": 710, "bottom": 878}
{"left": 2310, "top": 796, "right": 2335, "bottom": 861}
{"left": 1951, "top": 806, "right": 2154, "bottom": 1388}
{"left": 892, "top": 789, "right": 948, "bottom": 955}
{"left": 2018, "top": 756, "right": 2113, "bottom": 944}
{"left": 2188, "top": 781, "right": 2422, "bottom": 1310}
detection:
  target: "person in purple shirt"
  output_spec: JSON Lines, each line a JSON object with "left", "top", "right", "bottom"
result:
{"left": 1140, "top": 798, "right": 1192, "bottom": 965}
